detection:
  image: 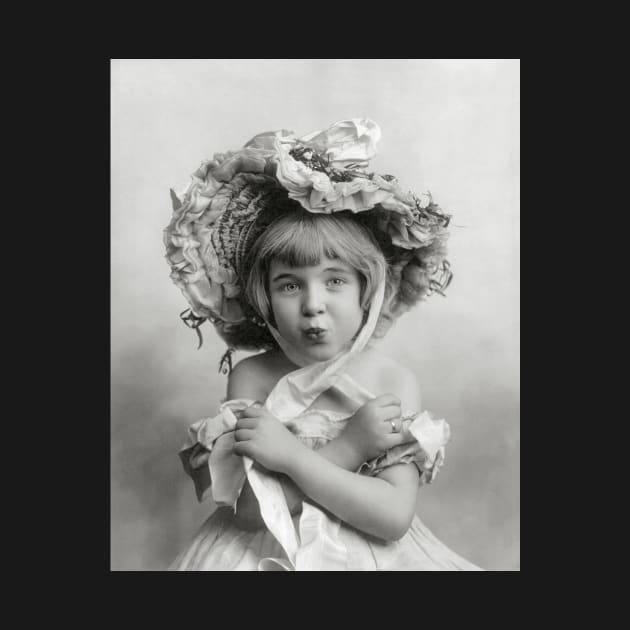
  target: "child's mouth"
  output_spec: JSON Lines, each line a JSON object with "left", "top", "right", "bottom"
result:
{"left": 303, "top": 327, "right": 328, "bottom": 342}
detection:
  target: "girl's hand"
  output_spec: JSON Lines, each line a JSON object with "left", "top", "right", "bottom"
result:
{"left": 232, "top": 406, "right": 303, "bottom": 474}
{"left": 342, "top": 394, "right": 410, "bottom": 462}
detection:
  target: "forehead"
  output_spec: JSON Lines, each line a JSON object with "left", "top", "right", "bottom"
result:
{"left": 269, "top": 256, "right": 357, "bottom": 277}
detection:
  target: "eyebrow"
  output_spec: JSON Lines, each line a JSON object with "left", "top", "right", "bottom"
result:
{"left": 270, "top": 272, "right": 298, "bottom": 283}
{"left": 270, "top": 267, "right": 353, "bottom": 283}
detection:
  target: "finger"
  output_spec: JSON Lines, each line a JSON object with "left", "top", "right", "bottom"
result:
{"left": 377, "top": 404, "right": 403, "bottom": 422}
{"left": 379, "top": 416, "right": 402, "bottom": 434}
{"left": 240, "top": 406, "right": 266, "bottom": 417}
{"left": 381, "top": 432, "right": 409, "bottom": 450}
{"left": 374, "top": 393, "right": 401, "bottom": 408}
{"left": 233, "top": 441, "right": 254, "bottom": 457}
{"left": 234, "top": 429, "right": 255, "bottom": 442}
{"left": 382, "top": 427, "right": 417, "bottom": 448}
{"left": 235, "top": 417, "right": 259, "bottom": 430}
{"left": 233, "top": 408, "right": 255, "bottom": 419}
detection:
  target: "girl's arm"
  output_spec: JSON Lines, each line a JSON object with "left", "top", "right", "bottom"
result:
{"left": 234, "top": 400, "right": 421, "bottom": 541}
{"left": 234, "top": 412, "right": 420, "bottom": 541}
{"left": 227, "top": 358, "right": 370, "bottom": 530}
{"left": 232, "top": 425, "right": 369, "bottom": 530}
{"left": 230, "top": 355, "right": 421, "bottom": 538}
{"left": 299, "top": 373, "right": 422, "bottom": 540}
{"left": 286, "top": 449, "right": 420, "bottom": 541}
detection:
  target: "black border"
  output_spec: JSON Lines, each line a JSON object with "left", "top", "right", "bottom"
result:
{"left": 32, "top": 59, "right": 532, "bottom": 590}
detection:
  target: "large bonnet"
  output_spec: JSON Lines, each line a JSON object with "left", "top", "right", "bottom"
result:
{"left": 164, "top": 119, "right": 452, "bottom": 358}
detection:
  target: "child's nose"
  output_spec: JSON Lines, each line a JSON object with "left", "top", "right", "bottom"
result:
{"left": 301, "top": 287, "right": 325, "bottom": 316}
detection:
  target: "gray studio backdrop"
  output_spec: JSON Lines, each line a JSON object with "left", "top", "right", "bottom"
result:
{"left": 111, "top": 59, "right": 520, "bottom": 571}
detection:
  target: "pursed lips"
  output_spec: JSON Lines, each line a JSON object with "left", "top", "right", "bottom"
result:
{"left": 303, "top": 327, "right": 328, "bottom": 340}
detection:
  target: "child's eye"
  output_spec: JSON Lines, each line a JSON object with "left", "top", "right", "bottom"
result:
{"left": 283, "top": 283, "right": 300, "bottom": 293}
{"left": 327, "top": 278, "right": 346, "bottom": 287}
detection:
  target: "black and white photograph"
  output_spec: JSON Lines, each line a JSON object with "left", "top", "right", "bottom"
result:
{"left": 111, "top": 59, "right": 520, "bottom": 571}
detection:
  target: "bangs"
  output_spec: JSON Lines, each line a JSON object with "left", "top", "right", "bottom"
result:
{"left": 263, "top": 214, "right": 352, "bottom": 268}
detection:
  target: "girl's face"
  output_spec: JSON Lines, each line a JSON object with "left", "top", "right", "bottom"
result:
{"left": 269, "top": 257, "right": 364, "bottom": 362}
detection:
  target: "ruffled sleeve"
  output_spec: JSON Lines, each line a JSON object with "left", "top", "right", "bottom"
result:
{"left": 178, "top": 398, "right": 256, "bottom": 502}
{"left": 359, "top": 411, "right": 451, "bottom": 485}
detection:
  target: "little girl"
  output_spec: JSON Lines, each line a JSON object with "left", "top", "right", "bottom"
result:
{"left": 164, "top": 119, "right": 483, "bottom": 570}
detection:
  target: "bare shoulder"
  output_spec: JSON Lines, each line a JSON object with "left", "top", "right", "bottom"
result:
{"left": 226, "top": 351, "right": 280, "bottom": 401}
{"left": 358, "top": 348, "right": 422, "bottom": 412}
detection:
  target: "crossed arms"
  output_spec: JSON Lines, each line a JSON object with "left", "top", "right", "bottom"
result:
{"left": 227, "top": 360, "right": 423, "bottom": 542}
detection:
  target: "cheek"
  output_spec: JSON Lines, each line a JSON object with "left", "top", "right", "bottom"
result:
{"left": 335, "top": 288, "right": 364, "bottom": 325}
{"left": 269, "top": 295, "right": 295, "bottom": 329}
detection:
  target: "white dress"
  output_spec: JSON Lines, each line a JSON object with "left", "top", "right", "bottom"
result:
{"left": 169, "top": 398, "right": 482, "bottom": 571}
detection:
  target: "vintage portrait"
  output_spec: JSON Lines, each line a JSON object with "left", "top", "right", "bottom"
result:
{"left": 111, "top": 59, "right": 519, "bottom": 571}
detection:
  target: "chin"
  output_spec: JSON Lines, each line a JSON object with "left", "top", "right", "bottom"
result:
{"left": 304, "top": 345, "right": 339, "bottom": 362}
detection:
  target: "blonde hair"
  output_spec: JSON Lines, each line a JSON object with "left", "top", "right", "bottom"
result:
{"left": 244, "top": 209, "right": 387, "bottom": 327}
